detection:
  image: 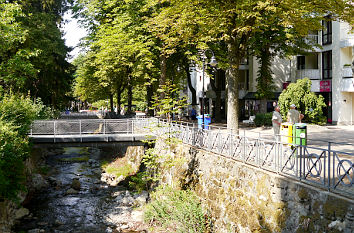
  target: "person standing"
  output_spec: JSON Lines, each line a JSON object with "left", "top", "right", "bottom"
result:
{"left": 287, "top": 104, "right": 303, "bottom": 124}
{"left": 190, "top": 107, "right": 197, "bottom": 121}
{"left": 272, "top": 105, "right": 282, "bottom": 140}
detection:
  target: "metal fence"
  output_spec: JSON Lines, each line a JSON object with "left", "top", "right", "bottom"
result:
{"left": 152, "top": 119, "right": 354, "bottom": 198}
{"left": 30, "top": 119, "right": 137, "bottom": 135}
{"left": 30, "top": 118, "right": 353, "bottom": 198}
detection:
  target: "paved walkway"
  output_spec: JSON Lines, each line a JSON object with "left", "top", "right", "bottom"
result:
{"left": 209, "top": 123, "right": 354, "bottom": 154}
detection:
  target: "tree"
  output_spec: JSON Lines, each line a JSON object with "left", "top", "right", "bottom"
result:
{"left": 0, "top": 0, "right": 73, "bottom": 109}
{"left": 0, "top": 1, "right": 38, "bottom": 92}
{"left": 147, "top": 0, "right": 354, "bottom": 131}
{"left": 278, "top": 78, "right": 326, "bottom": 124}
{"left": 73, "top": 0, "right": 161, "bottom": 112}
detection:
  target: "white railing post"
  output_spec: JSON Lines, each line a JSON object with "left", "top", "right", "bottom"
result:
{"left": 103, "top": 119, "right": 106, "bottom": 134}
{"left": 79, "top": 120, "right": 82, "bottom": 142}
{"left": 53, "top": 121, "right": 56, "bottom": 143}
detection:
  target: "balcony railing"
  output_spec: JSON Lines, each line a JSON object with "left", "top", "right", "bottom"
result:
{"left": 341, "top": 78, "right": 354, "bottom": 92}
{"left": 342, "top": 67, "right": 353, "bottom": 78}
{"left": 304, "top": 35, "right": 318, "bottom": 44}
{"left": 296, "top": 69, "right": 321, "bottom": 80}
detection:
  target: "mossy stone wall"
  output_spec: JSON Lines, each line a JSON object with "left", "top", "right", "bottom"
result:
{"left": 155, "top": 139, "right": 354, "bottom": 233}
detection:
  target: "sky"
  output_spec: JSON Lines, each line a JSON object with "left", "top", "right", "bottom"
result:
{"left": 62, "top": 10, "right": 88, "bottom": 62}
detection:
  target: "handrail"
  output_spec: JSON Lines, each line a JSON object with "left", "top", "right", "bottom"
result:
{"left": 30, "top": 117, "right": 353, "bottom": 198}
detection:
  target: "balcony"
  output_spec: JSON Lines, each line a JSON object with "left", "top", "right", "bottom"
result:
{"left": 340, "top": 23, "right": 354, "bottom": 48}
{"left": 304, "top": 35, "right": 318, "bottom": 44}
{"left": 296, "top": 69, "right": 321, "bottom": 80}
{"left": 342, "top": 67, "right": 353, "bottom": 78}
{"left": 341, "top": 78, "right": 354, "bottom": 92}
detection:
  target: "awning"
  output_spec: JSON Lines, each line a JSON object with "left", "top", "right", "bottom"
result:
{"left": 243, "top": 92, "right": 256, "bottom": 100}
{"left": 243, "top": 92, "right": 281, "bottom": 100}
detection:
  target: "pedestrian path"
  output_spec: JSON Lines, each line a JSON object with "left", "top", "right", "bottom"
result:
{"left": 209, "top": 123, "right": 354, "bottom": 154}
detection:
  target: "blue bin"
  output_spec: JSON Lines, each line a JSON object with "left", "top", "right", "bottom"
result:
{"left": 197, "top": 115, "right": 211, "bottom": 129}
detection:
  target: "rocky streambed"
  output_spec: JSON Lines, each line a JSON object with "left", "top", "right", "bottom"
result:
{"left": 12, "top": 146, "right": 148, "bottom": 233}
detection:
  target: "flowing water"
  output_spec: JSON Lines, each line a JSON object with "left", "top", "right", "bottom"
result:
{"left": 13, "top": 146, "right": 145, "bottom": 233}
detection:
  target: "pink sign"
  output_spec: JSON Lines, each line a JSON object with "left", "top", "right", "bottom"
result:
{"left": 283, "top": 82, "right": 290, "bottom": 90}
{"left": 320, "top": 80, "right": 331, "bottom": 92}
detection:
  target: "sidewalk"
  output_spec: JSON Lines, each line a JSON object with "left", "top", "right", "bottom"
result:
{"left": 209, "top": 123, "right": 354, "bottom": 154}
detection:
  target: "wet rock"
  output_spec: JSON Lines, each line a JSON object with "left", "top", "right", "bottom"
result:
{"left": 47, "top": 176, "right": 57, "bottom": 186}
{"left": 115, "top": 195, "right": 123, "bottom": 202}
{"left": 54, "top": 219, "right": 64, "bottom": 226}
{"left": 32, "top": 174, "right": 49, "bottom": 190}
{"left": 121, "top": 196, "right": 134, "bottom": 206}
{"left": 71, "top": 178, "right": 81, "bottom": 190}
{"left": 66, "top": 188, "right": 79, "bottom": 195}
{"left": 134, "top": 191, "right": 149, "bottom": 206}
{"left": 28, "top": 229, "right": 42, "bottom": 233}
{"left": 37, "top": 221, "right": 48, "bottom": 226}
{"left": 131, "top": 210, "right": 144, "bottom": 221}
{"left": 15, "top": 208, "right": 29, "bottom": 220}
{"left": 328, "top": 220, "right": 345, "bottom": 231}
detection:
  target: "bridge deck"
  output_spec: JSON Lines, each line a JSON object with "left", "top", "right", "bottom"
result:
{"left": 30, "top": 133, "right": 154, "bottom": 143}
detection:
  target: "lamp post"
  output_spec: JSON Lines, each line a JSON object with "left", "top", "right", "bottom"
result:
{"left": 201, "top": 49, "right": 217, "bottom": 129}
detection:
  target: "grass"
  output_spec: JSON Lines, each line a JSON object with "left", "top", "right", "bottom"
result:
{"left": 144, "top": 185, "right": 212, "bottom": 233}
{"left": 58, "top": 155, "right": 90, "bottom": 163}
{"left": 101, "top": 157, "right": 135, "bottom": 178}
{"left": 37, "top": 165, "right": 50, "bottom": 175}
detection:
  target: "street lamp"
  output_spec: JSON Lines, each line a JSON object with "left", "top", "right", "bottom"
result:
{"left": 201, "top": 49, "right": 217, "bottom": 129}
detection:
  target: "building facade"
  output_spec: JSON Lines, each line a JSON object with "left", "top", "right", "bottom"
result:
{"left": 187, "top": 19, "right": 354, "bottom": 125}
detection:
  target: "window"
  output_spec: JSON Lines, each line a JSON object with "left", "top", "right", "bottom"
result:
{"left": 297, "top": 56, "right": 305, "bottom": 70}
{"left": 246, "top": 70, "right": 249, "bottom": 91}
{"left": 322, "top": 51, "right": 332, "bottom": 79}
{"left": 322, "top": 18, "right": 332, "bottom": 45}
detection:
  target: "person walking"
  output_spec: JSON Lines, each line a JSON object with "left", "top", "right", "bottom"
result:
{"left": 287, "top": 104, "right": 303, "bottom": 124}
{"left": 272, "top": 105, "right": 282, "bottom": 140}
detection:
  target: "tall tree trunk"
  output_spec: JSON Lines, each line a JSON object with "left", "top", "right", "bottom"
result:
{"left": 146, "top": 82, "right": 154, "bottom": 116}
{"left": 127, "top": 77, "right": 133, "bottom": 114}
{"left": 159, "top": 54, "right": 167, "bottom": 118}
{"left": 215, "top": 69, "right": 224, "bottom": 122}
{"left": 185, "top": 63, "right": 197, "bottom": 105}
{"left": 109, "top": 93, "right": 114, "bottom": 112}
{"left": 257, "top": 46, "right": 274, "bottom": 113}
{"left": 116, "top": 91, "right": 121, "bottom": 114}
{"left": 226, "top": 41, "right": 241, "bottom": 132}
{"left": 160, "top": 54, "right": 167, "bottom": 100}
{"left": 116, "top": 82, "right": 124, "bottom": 115}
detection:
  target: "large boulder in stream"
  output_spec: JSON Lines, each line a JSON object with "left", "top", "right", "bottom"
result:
{"left": 71, "top": 178, "right": 81, "bottom": 190}
{"left": 31, "top": 174, "right": 49, "bottom": 191}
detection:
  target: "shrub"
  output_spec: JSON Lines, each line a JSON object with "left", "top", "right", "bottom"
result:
{"left": 0, "top": 120, "right": 29, "bottom": 201}
{"left": 0, "top": 93, "right": 52, "bottom": 201}
{"left": 278, "top": 78, "right": 326, "bottom": 124}
{"left": 0, "top": 94, "right": 54, "bottom": 136}
{"left": 144, "top": 185, "right": 212, "bottom": 233}
{"left": 254, "top": 113, "right": 273, "bottom": 126}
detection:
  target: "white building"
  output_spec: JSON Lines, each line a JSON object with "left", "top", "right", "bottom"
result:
{"left": 187, "top": 19, "right": 354, "bottom": 125}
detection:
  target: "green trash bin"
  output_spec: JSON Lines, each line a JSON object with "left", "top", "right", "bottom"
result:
{"left": 293, "top": 123, "right": 307, "bottom": 146}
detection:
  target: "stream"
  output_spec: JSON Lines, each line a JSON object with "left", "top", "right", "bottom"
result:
{"left": 12, "top": 146, "right": 147, "bottom": 233}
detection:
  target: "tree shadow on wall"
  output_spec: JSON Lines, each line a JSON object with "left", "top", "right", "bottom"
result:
{"left": 181, "top": 147, "right": 200, "bottom": 190}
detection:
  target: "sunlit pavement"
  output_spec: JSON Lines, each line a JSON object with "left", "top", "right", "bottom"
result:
{"left": 207, "top": 123, "right": 354, "bottom": 154}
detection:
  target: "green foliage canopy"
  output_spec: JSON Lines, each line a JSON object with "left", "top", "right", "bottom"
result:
{"left": 0, "top": 94, "right": 53, "bottom": 201}
{"left": 278, "top": 78, "right": 327, "bottom": 124}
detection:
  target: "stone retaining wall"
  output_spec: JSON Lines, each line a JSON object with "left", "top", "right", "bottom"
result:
{"left": 155, "top": 139, "right": 354, "bottom": 233}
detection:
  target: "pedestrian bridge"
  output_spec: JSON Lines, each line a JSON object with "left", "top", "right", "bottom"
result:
{"left": 30, "top": 118, "right": 353, "bottom": 198}
{"left": 30, "top": 118, "right": 154, "bottom": 143}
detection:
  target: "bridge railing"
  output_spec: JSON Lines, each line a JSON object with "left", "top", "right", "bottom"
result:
{"left": 30, "top": 118, "right": 353, "bottom": 197}
{"left": 30, "top": 119, "right": 149, "bottom": 136}
{"left": 154, "top": 119, "right": 353, "bottom": 198}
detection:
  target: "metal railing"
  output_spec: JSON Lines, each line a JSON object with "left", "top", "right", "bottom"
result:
{"left": 30, "top": 118, "right": 154, "bottom": 136}
{"left": 30, "top": 118, "right": 353, "bottom": 197}
{"left": 153, "top": 119, "right": 353, "bottom": 198}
